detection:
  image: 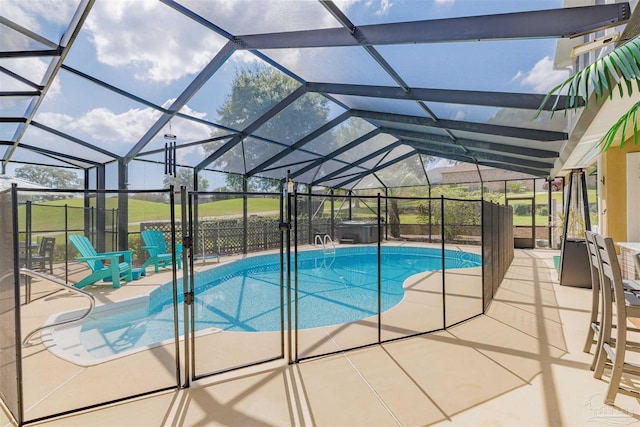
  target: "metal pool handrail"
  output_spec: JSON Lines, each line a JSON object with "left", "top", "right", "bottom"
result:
{"left": 323, "top": 234, "right": 336, "bottom": 251}
{"left": 20, "top": 268, "right": 96, "bottom": 346}
{"left": 314, "top": 234, "right": 336, "bottom": 252}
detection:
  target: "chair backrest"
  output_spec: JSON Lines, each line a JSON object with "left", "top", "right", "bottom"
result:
{"left": 634, "top": 252, "right": 640, "bottom": 279}
{"left": 40, "top": 237, "right": 56, "bottom": 257}
{"left": 585, "top": 231, "right": 601, "bottom": 290}
{"left": 593, "top": 234, "right": 625, "bottom": 313}
{"left": 69, "top": 235, "right": 103, "bottom": 272}
{"left": 141, "top": 230, "right": 168, "bottom": 256}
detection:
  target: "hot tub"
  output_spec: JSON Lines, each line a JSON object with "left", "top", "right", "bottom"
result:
{"left": 336, "top": 220, "right": 380, "bottom": 244}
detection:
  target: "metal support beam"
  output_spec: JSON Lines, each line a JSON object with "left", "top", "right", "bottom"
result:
{"left": 94, "top": 164, "right": 106, "bottom": 252}
{"left": 0, "top": 91, "right": 39, "bottom": 97}
{"left": 351, "top": 109, "right": 567, "bottom": 141}
{"left": 236, "top": 4, "right": 630, "bottom": 49}
{"left": 403, "top": 140, "right": 555, "bottom": 169}
{"left": 261, "top": 158, "right": 321, "bottom": 174}
{"left": 125, "top": 40, "right": 237, "bottom": 160}
{"left": 195, "top": 85, "right": 308, "bottom": 171}
{"left": 0, "top": 16, "right": 59, "bottom": 48}
{"left": 320, "top": 2, "right": 413, "bottom": 92}
{"left": 247, "top": 111, "right": 350, "bottom": 176}
{"left": 138, "top": 134, "right": 233, "bottom": 156}
{"left": 384, "top": 127, "right": 560, "bottom": 158}
{"left": 30, "top": 121, "right": 120, "bottom": 159}
{"left": 0, "top": 66, "right": 43, "bottom": 90}
{"left": 242, "top": 176, "right": 248, "bottom": 254}
{"left": 314, "top": 141, "right": 401, "bottom": 185}
{"left": 83, "top": 168, "right": 90, "bottom": 239}
{"left": 8, "top": 142, "right": 99, "bottom": 167}
{"left": 62, "top": 65, "right": 168, "bottom": 112}
{"left": 412, "top": 147, "right": 548, "bottom": 177}
{"left": 117, "top": 159, "right": 129, "bottom": 252}
{"left": 290, "top": 128, "right": 383, "bottom": 179}
{"left": 332, "top": 151, "right": 417, "bottom": 189}
{"left": 306, "top": 82, "right": 583, "bottom": 111}
{"left": 2, "top": 0, "right": 95, "bottom": 168}
{"left": 0, "top": 49, "right": 62, "bottom": 58}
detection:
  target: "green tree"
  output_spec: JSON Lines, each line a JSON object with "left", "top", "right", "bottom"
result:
{"left": 206, "top": 65, "right": 330, "bottom": 190}
{"left": 163, "top": 168, "right": 209, "bottom": 192}
{"left": 224, "top": 173, "right": 281, "bottom": 192}
{"left": 15, "top": 165, "right": 81, "bottom": 189}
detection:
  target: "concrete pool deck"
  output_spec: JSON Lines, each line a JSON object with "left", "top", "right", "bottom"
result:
{"left": 4, "top": 246, "right": 640, "bottom": 426}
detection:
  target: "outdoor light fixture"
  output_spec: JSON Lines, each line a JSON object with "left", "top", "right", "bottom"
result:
{"left": 570, "top": 32, "right": 620, "bottom": 57}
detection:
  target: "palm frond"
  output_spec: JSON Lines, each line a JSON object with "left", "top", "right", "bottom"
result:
{"left": 535, "top": 35, "right": 640, "bottom": 151}
{"left": 599, "top": 101, "right": 640, "bottom": 151}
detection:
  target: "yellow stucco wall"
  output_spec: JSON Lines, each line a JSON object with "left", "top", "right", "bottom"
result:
{"left": 600, "top": 136, "right": 640, "bottom": 242}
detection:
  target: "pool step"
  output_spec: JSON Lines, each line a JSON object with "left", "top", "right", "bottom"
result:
{"left": 339, "top": 237, "right": 356, "bottom": 244}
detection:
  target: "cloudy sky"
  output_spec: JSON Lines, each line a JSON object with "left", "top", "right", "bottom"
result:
{"left": 2, "top": 0, "right": 571, "bottom": 188}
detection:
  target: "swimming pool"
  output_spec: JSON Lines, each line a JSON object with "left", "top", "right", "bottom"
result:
{"left": 47, "top": 246, "right": 481, "bottom": 363}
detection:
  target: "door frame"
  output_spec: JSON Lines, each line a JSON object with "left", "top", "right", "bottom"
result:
{"left": 506, "top": 196, "right": 535, "bottom": 249}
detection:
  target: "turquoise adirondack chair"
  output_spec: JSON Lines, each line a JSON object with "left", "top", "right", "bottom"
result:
{"left": 69, "top": 235, "right": 133, "bottom": 289}
{"left": 140, "top": 229, "right": 182, "bottom": 273}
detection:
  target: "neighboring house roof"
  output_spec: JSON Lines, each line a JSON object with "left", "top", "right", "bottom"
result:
{"left": 426, "top": 163, "right": 541, "bottom": 185}
{"left": 0, "top": 175, "right": 50, "bottom": 191}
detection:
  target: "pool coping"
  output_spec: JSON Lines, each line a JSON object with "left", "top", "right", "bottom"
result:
{"left": 41, "top": 243, "right": 482, "bottom": 366}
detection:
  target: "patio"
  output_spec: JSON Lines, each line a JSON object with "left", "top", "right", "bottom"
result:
{"left": 2, "top": 1, "right": 640, "bottom": 425}
{"left": 3, "top": 249, "right": 639, "bottom": 426}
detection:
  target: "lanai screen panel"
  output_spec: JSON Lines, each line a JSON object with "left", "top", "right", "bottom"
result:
{"left": 0, "top": 56, "right": 55, "bottom": 88}
{"left": 243, "top": 137, "right": 290, "bottom": 172}
{"left": 427, "top": 103, "right": 569, "bottom": 133}
{"left": 263, "top": 46, "right": 400, "bottom": 86}
{"left": 342, "top": 1, "right": 560, "bottom": 25}
{"left": 19, "top": 126, "right": 114, "bottom": 165}
{"left": 7, "top": 146, "right": 87, "bottom": 169}
{"left": 252, "top": 93, "right": 341, "bottom": 145}
{"left": 2, "top": 1, "right": 79, "bottom": 42}
{"left": 374, "top": 155, "right": 429, "bottom": 189}
{"left": 0, "top": 96, "right": 32, "bottom": 117}
{"left": 2, "top": 0, "right": 631, "bottom": 186}
{"left": 33, "top": 69, "right": 162, "bottom": 157}
{"left": 331, "top": 95, "right": 430, "bottom": 117}
{"left": 1, "top": 22, "right": 53, "bottom": 53}
{"left": 377, "top": 39, "right": 564, "bottom": 94}
{"left": 142, "top": 116, "right": 228, "bottom": 154}
{"left": 333, "top": 133, "right": 399, "bottom": 165}
{"left": 0, "top": 188, "right": 20, "bottom": 424}
{"left": 180, "top": 0, "right": 339, "bottom": 34}
{"left": 302, "top": 118, "right": 376, "bottom": 157}
{"left": 63, "top": 2, "right": 231, "bottom": 107}
{"left": 0, "top": 123, "right": 19, "bottom": 142}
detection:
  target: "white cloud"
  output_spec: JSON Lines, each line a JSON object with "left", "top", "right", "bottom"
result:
{"left": 0, "top": 0, "right": 74, "bottom": 52}
{"left": 2, "top": 0, "right": 76, "bottom": 35}
{"left": 38, "top": 107, "right": 162, "bottom": 145}
{"left": 375, "top": 0, "right": 393, "bottom": 15}
{"left": 434, "top": 0, "right": 456, "bottom": 6}
{"left": 160, "top": 102, "right": 213, "bottom": 161}
{"left": 34, "top": 112, "right": 74, "bottom": 129}
{"left": 510, "top": 71, "right": 523, "bottom": 83}
{"left": 38, "top": 100, "right": 213, "bottom": 162}
{"left": 453, "top": 110, "right": 466, "bottom": 121}
{"left": 85, "top": 0, "right": 226, "bottom": 83}
{"left": 514, "top": 56, "right": 570, "bottom": 93}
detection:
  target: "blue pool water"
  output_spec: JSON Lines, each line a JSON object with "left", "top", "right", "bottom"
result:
{"left": 77, "top": 246, "right": 480, "bottom": 357}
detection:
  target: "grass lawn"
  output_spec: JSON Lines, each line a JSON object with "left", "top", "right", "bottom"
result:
{"left": 514, "top": 215, "right": 548, "bottom": 226}
{"left": 21, "top": 190, "right": 576, "bottom": 237}
{"left": 20, "top": 197, "right": 282, "bottom": 234}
